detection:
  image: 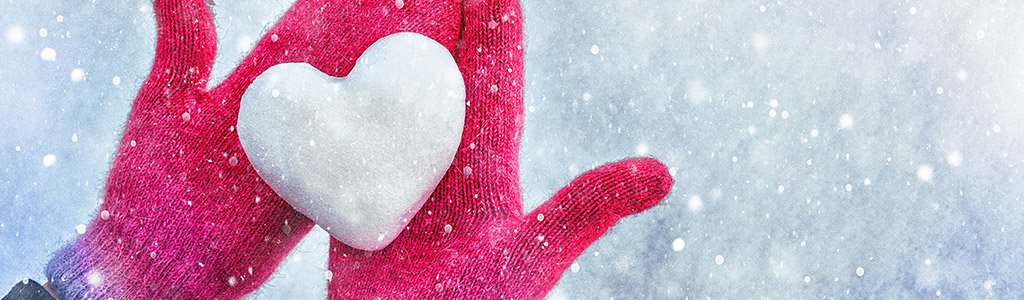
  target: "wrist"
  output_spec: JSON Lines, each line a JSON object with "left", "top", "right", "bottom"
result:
{"left": 42, "top": 282, "right": 59, "bottom": 300}
{"left": 2, "top": 278, "right": 58, "bottom": 300}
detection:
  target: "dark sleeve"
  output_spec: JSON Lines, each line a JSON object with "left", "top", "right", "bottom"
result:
{"left": 2, "top": 279, "right": 56, "bottom": 300}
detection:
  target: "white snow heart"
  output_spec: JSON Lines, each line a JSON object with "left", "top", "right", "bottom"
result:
{"left": 237, "top": 33, "right": 465, "bottom": 251}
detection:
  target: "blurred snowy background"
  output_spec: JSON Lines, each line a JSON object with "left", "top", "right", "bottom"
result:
{"left": 3, "top": 0, "right": 1024, "bottom": 298}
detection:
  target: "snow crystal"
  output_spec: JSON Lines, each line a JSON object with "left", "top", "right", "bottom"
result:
{"left": 590, "top": 45, "right": 599, "bottom": 55}
{"left": 838, "top": 114, "right": 853, "bottom": 129}
{"left": 936, "top": 87, "right": 944, "bottom": 95}
{"left": 686, "top": 81, "right": 708, "bottom": 105}
{"left": 42, "top": 154, "right": 56, "bottom": 167}
{"left": 687, "top": 195, "right": 703, "bottom": 212}
{"left": 38, "top": 28, "right": 47, "bottom": 37}
{"left": 946, "top": 152, "right": 963, "bottom": 167}
{"left": 571, "top": 263, "right": 580, "bottom": 273}
{"left": 856, "top": 267, "right": 865, "bottom": 276}
{"left": 752, "top": 33, "right": 770, "bottom": 51}
{"left": 977, "top": 29, "right": 986, "bottom": 39}
{"left": 635, "top": 143, "right": 649, "bottom": 155}
{"left": 71, "top": 133, "right": 78, "bottom": 142}
{"left": 5, "top": 26, "right": 25, "bottom": 43}
{"left": 75, "top": 224, "right": 86, "bottom": 234}
{"left": 993, "top": 124, "right": 1001, "bottom": 133}
{"left": 86, "top": 270, "right": 102, "bottom": 287}
{"left": 917, "top": 165, "right": 934, "bottom": 182}
{"left": 715, "top": 255, "right": 724, "bottom": 265}
{"left": 672, "top": 238, "right": 685, "bottom": 252}
{"left": 237, "top": 36, "right": 254, "bottom": 53}
{"left": 909, "top": 7, "right": 917, "bottom": 15}
{"left": 112, "top": 76, "right": 121, "bottom": 86}
{"left": 40, "top": 48, "right": 56, "bottom": 61}
{"left": 70, "top": 69, "right": 85, "bottom": 82}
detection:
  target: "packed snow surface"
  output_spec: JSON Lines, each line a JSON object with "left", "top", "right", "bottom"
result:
{"left": 238, "top": 32, "right": 465, "bottom": 251}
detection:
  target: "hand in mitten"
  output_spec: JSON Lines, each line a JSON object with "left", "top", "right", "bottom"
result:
{"left": 326, "top": 0, "right": 674, "bottom": 298}
{"left": 44, "top": 0, "right": 461, "bottom": 299}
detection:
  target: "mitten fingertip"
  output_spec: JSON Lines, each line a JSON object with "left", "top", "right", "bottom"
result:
{"left": 635, "top": 157, "right": 675, "bottom": 212}
{"left": 598, "top": 157, "right": 674, "bottom": 217}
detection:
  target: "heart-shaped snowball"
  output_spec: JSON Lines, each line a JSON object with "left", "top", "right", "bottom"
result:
{"left": 237, "top": 32, "right": 465, "bottom": 251}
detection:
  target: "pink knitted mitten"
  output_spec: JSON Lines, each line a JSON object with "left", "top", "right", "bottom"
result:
{"left": 44, "top": 0, "right": 461, "bottom": 298}
{"left": 326, "top": 0, "right": 674, "bottom": 298}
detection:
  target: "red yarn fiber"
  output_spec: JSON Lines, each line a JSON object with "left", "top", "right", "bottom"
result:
{"left": 45, "top": 0, "right": 672, "bottom": 299}
{"left": 325, "top": 0, "right": 673, "bottom": 299}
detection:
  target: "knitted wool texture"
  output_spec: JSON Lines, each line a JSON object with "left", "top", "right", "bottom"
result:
{"left": 45, "top": 0, "right": 460, "bottom": 299}
{"left": 326, "top": 0, "right": 674, "bottom": 299}
{"left": 45, "top": 0, "right": 673, "bottom": 299}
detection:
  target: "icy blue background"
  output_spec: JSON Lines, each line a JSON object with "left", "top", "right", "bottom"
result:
{"left": 3, "top": 0, "right": 1024, "bottom": 298}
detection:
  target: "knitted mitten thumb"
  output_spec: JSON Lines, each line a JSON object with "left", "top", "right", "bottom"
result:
{"left": 44, "top": 1, "right": 313, "bottom": 298}
{"left": 326, "top": 0, "right": 674, "bottom": 298}
{"left": 44, "top": 0, "right": 461, "bottom": 299}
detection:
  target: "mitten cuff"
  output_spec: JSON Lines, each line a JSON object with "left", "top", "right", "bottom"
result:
{"left": 44, "top": 241, "right": 122, "bottom": 300}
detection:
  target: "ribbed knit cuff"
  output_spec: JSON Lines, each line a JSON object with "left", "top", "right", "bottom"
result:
{"left": 43, "top": 242, "right": 122, "bottom": 300}
{"left": 2, "top": 279, "right": 56, "bottom": 300}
